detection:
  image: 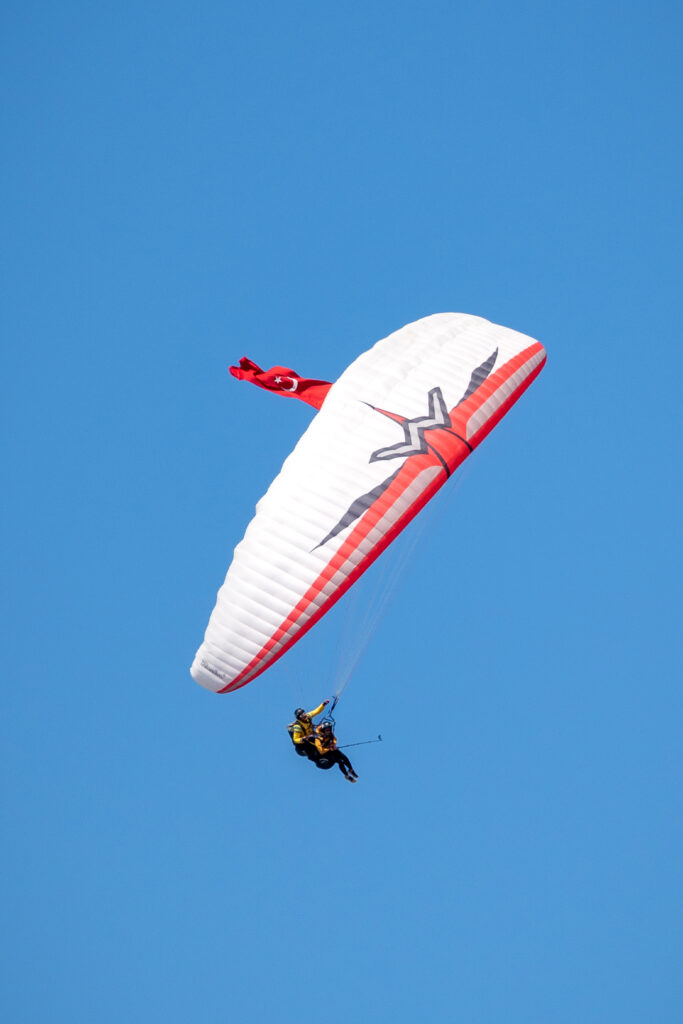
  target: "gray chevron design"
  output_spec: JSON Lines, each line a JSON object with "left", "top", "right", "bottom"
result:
{"left": 313, "top": 350, "right": 499, "bottom": 550}
{"left": 369, "top": 387, "right": 451, "bottom": 462}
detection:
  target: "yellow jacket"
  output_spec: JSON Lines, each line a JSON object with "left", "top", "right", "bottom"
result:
{"left": 290, "top": 703, "right": 327, "bottom": 745}
{"left": 314, "top": 727, "right": 337, "bottom": 755}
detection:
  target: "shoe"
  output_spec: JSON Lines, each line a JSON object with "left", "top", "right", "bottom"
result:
{"left": 346, "top": 773, "right": 357, "bottom": 783}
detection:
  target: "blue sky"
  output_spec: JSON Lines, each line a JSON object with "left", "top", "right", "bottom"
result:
{"left": 2, "top": 1, "right": 681, "bottom": 1021}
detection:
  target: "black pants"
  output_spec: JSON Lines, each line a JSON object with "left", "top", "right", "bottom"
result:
{"left": 294, "top": 739, "right": 320, "bottom": 762}
{"left": 316, "top": 749, "right": 355, "bottom": 776}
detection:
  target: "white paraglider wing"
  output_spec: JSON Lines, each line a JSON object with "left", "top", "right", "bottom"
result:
{"left": 191, "top": 313, "right": 545, "bottom": 693}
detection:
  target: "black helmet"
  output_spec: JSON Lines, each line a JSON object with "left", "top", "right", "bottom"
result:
{"left": 294, "top": 708, "right": 306, "bottom": 719}
{"left": 319, "top": 719, "right": 334, "bottom": 731}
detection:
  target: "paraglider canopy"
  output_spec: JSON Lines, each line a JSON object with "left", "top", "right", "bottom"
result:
{"left": 191, "top": 313, "right": 545, "bottom": 694}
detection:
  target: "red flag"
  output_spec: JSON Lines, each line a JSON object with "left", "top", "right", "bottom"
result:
{"left": 229, "top": 357, "right": 332, "bottom": 410}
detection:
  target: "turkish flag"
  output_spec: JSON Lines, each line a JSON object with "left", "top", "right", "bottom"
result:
{"left": 229, "top": 357, "right": 332, "bottom": 410}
